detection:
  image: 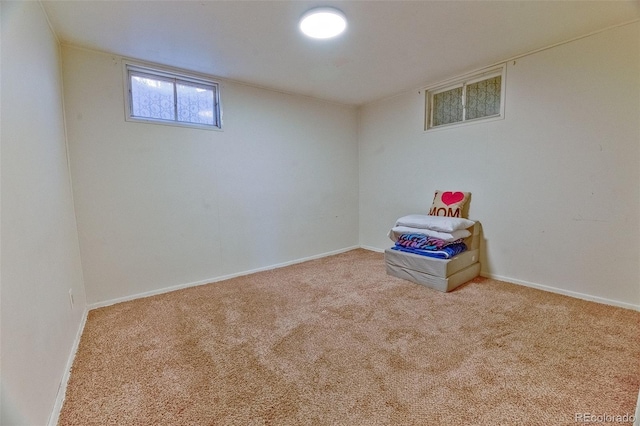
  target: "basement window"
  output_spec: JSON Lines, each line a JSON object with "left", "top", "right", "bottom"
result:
{"left": 125, "top": 63, "right": 221, "bottom": 130}
{"left": 425, "top": 65, "right": 505, "bottom": 130}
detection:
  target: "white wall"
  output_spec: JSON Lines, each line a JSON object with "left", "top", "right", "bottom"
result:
{"left": 359, "top": 22, "right": 640, "bottom": 308}
{"left": 0, "top": 2, "right": 87, "bottom": 425}
{"left": 61, "top": 46, "right": 359, "bottom": 305}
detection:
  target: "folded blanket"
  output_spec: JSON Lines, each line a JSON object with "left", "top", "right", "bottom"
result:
{"left": 396, "top": 233, "right": 463, "bottom": 251}
{"left": 391, "top": 242, "right": 467, "bottom": 259}
{"left": 388, "top": 226, "right": 471, "bottom": 243}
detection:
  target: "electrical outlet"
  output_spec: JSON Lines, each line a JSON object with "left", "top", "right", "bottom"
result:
{"left": 68, "top": 288, "right": 74, "bottom": 309}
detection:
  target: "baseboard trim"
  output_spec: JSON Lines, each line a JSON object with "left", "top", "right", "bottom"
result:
{"left": 634, "top": 387, "right": 640, "bottom": 426}
{"left": 47, "top": 307, "right": 89, "bottom": 426}
{"left": 480, "top": 272, "right": 640, "bottom": 312}
{"left": 364, "top": 246, "right": 639, "bottom": 310}
{"left": 359, "top": 245, "right": 384, "bottom": 253}
{"left": 88, "top": 245, "right": 361, "bottom": 310}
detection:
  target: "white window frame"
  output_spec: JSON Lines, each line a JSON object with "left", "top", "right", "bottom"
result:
{"left": 424, "top": 64, "right": 506, "bottom": 131}
{"left": 123, "top": 61, "right": 222, "bottom": 131}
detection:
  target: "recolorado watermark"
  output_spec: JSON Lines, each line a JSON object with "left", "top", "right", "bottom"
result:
{"left": 575, "top": 412, "right": 635, "bottom": 423}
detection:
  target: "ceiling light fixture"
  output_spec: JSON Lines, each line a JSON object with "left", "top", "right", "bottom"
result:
{"left": 299, "top": 7, "right": 347, "bottom": 39}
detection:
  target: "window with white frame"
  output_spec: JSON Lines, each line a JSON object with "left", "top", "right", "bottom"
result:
{"left": 425, "top": 65, "right": 505, "bottom": 130}
{"left": 125, "top": 63, "right": 221, "bottom": 130}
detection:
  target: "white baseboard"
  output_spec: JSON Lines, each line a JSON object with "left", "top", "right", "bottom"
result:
{"left": 365, "top": 245, "right": 638, "bottom": 310}
{"left": 47, "top": 307, "right": 89, "bottom": 426}
{"left": 360, "top": 245, "right": 638, "bottom": 311}
{"left": 359, "top": 245, "right": 384, "bottom": 253}
{"left": 481, "top": 272, "right": 640, "bottom": 312}
{"left": 88, "top": 245, "right": 361, "bottom": 310}
{"left": 634, "top": 387, "right": 640, "bottom": 426}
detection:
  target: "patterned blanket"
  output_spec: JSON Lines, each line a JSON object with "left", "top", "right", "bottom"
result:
{"left": 395, "top": 233, "right": 463, "bottom": 250}
{"left": 391, "top": 241, "right": 467, "bottom": 259}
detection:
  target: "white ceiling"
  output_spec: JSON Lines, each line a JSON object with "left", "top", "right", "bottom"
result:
{"left": 42, "top": 0, "right": 640, "bottom": 105}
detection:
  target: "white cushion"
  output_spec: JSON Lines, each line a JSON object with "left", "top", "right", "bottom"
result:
{"left": 395, "top": 214, "right": 475, "bottom": 233}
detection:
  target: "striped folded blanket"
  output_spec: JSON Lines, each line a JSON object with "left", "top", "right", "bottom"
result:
{"left": 395, "top": 233, "right": 463, "bottom": 251}
{"left": 391, "top": 242, "right": 468, "bottom": 259}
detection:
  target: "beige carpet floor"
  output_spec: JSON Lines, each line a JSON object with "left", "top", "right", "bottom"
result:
{"left": 59, "top": 249, "right": 639, "bottom": 425}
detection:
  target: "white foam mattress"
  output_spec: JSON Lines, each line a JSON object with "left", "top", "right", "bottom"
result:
{"left": 384, "top": 248, "right": 480, "bottom": 292}
{"left": 385, "top": 248, "right": 478, "bottom": 277}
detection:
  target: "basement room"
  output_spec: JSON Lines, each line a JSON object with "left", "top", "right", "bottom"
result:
{"left": 2, "top": 1, "right": 639, "bottom": 425}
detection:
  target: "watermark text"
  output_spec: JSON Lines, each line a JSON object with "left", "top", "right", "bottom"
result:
{"left": 575, "top": 412, "right": 635, "bottom": 423}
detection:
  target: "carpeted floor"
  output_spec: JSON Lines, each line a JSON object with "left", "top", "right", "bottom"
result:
{"left": 59, "top": 249, "right": 640, "bottom": 425}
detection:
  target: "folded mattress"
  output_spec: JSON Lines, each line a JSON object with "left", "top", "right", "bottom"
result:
{"left": 386, "top": 258, "right": 480, "bottom": 292}
{"left": 385, "top": 248, "right": 478, "bottom": 278}
{"left": 384, "top": 221, "right": 481, "bottom": 292}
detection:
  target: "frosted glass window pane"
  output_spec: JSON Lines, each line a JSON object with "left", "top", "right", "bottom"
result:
{"left": 126, "top": 63, "right": 221, "bottom": 129}
{"left": 177, "top": 83, "right": 215, "bottom": 126}
{"left": 425, "top": 65, "right": 505, "bottom": 130}
{"left": 466, "top": 76, "right": 501, "bottom": 120}
{"left": 130, "top": 75, "right": 175, "bottom": 120}
{"left": 433, "top": 87, "right": 463, "bottom": 126}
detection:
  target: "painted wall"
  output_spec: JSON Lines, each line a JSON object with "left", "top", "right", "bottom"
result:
{"left": 0, "top": 2, "right": 87, "bottom": 425}
{"left": 359, "top": 22, "right": 640, "bottom": 307}
{"left": 61, "top": 46, "right": 359, "bottom": 305}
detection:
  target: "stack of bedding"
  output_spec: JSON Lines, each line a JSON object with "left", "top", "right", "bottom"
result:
{"left": 384, "top": 191, "right": 480, "bottom": 292}
{"left": 388, "top": 215, "right": 475, "bottom": 259}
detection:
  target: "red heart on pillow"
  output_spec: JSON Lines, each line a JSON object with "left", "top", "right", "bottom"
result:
{"left": 441, "top": 191, "right": 464, "bottom": 206}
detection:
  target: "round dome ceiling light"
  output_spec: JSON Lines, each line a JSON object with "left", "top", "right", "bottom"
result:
{"left": 299, "top": 7, "right": 347, "bottom": 39}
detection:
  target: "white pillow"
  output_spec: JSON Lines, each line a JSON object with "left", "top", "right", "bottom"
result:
{"left": 395, "top": 214, "right": 475, "bottom": 233}
{"left": 388, "top": 226, "right": 471, "bottom": 243}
